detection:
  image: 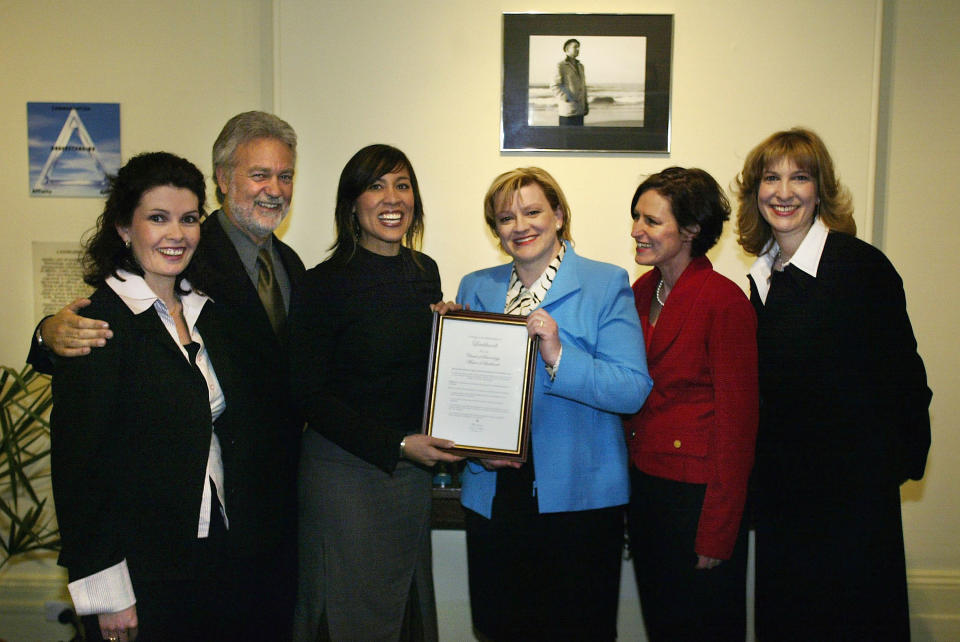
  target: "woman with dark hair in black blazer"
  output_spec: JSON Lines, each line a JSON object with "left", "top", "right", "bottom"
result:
{"left": 51, "top": 152, "right": 243, "bottom": 641}
{"left": 736, "top": 128, "right": 931, "bottom": 640}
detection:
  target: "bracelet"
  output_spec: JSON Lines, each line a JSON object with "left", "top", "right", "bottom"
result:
{"left": 399, "top": 437, "right": 407, "bottom": 460}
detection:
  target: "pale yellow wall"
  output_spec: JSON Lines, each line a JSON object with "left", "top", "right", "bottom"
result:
{"left": 875, "top": 3, "right": 960, "bottom": 636}
{"left": 0, "top": 0, "right": 271, "bottom": 367}
{"left": 275, "top": 0, "right": 959, "bottom": 638}
{"left": 880, "top": 0, "right": 960, "bottom": 592}
{"left": 1, "top": 0, "right": 957, "bottom": 639}
{"left": 277, "top": 0, "right": 882, "bottom": 295}
{"left": 0, "top": 1, "right": 270, "bottom": 637}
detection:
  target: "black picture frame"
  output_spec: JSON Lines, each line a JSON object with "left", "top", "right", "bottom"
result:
{"left": 501, "top": 13, "right": 673, "bottom": 153}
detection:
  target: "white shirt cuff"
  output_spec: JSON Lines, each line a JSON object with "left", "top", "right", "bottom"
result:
{"left": 67, "top": 559, "right": 136, "bottom": 616}
{"left": 544, "top": 344, "right": 563, "bottom": 381}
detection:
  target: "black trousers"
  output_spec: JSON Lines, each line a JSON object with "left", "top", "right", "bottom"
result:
{"left": 82, "top": 498, "right": 242, "bottom": 642}
{"left": 465, "top": 496, "right": 624, "bottom": 642}
{"left": 627, "top": 469, "right": 748, "bottom": 642}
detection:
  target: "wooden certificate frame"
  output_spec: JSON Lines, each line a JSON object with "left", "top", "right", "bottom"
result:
{"left": 422, "top": 311, "right": 537, "bottom": 461}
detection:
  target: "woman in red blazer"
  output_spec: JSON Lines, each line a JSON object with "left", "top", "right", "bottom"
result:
{"left": 624, "top": 167, "right": 758, "bottom": 641}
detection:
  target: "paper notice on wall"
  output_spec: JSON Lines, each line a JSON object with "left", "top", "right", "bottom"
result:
{"left": 32, "top": 242, "right": 93, "bottom": 320}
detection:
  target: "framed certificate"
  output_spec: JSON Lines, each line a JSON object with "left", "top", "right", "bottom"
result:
{"left": 422, "top": 311, "right": 538, "bottom": 461}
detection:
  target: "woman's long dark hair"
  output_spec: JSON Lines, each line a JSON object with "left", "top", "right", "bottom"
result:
{"left": 328, "top": 144, "right": 425, "bottom": 264}
{"left": 83, "top": 151, "right": 206, "bottom": 292}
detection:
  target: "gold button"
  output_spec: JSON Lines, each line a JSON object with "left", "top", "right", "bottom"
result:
{"left": 673, "top": 440, "right": 682, "bottom": 449}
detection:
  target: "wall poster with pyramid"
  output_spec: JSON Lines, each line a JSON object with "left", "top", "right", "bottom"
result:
{"left": 27, "top": 102, "right": 120, "bottom": 197}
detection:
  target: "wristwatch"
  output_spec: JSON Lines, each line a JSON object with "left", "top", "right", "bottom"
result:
{"left": 35, "top": 326, "right": 50, "bottom": 351}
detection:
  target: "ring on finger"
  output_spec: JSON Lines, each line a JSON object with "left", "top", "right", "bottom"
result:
{"left": 539, "top": 319, "right": 543, "bottom": 328}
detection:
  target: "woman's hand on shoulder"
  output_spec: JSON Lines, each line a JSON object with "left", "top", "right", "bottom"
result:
{"left": 98, "top": 605, "right": 138, "bottom": 641}
{"left": 430, "top": 301, "right": 469, "bottom": 315}
{"left": 400, "top": 434, "right": 464, "bottom": 467}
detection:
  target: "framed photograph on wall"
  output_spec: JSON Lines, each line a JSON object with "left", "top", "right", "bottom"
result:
{"left": 501, "top": 13, "right": 673, "bottom": 153}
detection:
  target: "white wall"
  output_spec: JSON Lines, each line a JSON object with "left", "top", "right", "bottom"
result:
{"left": 0, "top": 0, "right": 271, "bottom": 367}
{"left": 278, "top": 0, "right": 882, "bottom": 294}
{"left": 0, "top": 1, "right": 271, "bottom": 639}
{"left": 1, "top": 0, "right": 957, "bottom": 639}
{"left": 878, "top": 1, "right": 960, "bottom": 638}
{"left": 275, "top": 0, "right": 959, "bottom": 639}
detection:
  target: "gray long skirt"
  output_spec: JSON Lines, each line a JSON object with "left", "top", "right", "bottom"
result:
{"left": 294, "top": 429, "right": 438, "bottom": 642}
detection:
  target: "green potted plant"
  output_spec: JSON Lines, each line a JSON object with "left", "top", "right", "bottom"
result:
{"left": 0, "top": 364, "right": 59, "bottom": 570}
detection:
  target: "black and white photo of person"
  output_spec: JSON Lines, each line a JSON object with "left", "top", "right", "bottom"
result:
{"left": 551, "top": 38, "right": 588, "bottom": 126}
{"left": 526, "top": 35, "right": 647, "bottom": 129}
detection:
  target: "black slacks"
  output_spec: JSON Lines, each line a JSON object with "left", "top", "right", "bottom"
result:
{"left": 627, "top": 469, "right": 748, "bottom": 642}
{"left": 82, "top": 496, "right": 242, "bottom": 642}
{"left": 465, "top": 496, "right": 624, "bottom": 642}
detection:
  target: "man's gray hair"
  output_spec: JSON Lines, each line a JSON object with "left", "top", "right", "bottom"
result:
{"left": 212, "top": 111, "right": 297, "bottom": 204}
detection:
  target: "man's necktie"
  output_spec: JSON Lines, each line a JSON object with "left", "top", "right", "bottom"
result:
{"left": 257, "top": 248, "right": 285, "bottom": 335}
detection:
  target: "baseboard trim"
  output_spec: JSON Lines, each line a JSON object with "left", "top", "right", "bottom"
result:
{"left": 0, "top": 566, "right": 957, "bottom": 640}
{"left": 908, "top": 570, "right": 960, "bottom": 641}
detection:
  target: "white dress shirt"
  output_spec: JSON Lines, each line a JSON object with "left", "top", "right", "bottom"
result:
{"left": 749, "top": 216, "right": 830, "bottom": 304}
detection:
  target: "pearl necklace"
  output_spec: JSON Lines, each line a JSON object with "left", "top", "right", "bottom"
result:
{"left": 656, "top": 279, "right": 667, "bottom": 306}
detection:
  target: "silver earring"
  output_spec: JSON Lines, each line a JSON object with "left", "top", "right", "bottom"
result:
{"left": 124, "top": 240, "right": 131, "bottom": 248}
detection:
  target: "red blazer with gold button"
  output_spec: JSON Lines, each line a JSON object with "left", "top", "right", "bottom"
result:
{"left": 624, "top": 257, "right": 758, "bottom": 559}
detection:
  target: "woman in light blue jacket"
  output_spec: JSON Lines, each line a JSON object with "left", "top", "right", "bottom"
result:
{"left": 456, "top": 167, "right": 652, "bottom": 641}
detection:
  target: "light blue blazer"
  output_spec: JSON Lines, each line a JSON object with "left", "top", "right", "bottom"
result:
{"left": 456, "top": 243, "right": 652, "bottom": 518}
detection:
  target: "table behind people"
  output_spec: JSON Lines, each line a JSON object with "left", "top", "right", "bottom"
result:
{"left": 455, "top": 167, "right": 652, "bottom": 642}
{"left": 30, "top": 111, "right": 305, "bottom": 640}
{"left": 736, "top": 127, "right": 931, "bottom": 641}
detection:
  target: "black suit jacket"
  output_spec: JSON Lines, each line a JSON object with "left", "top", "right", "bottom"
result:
{"left": 51, "top": 285, "right": 241, "bottom": 583}
{"left": 189, "top": 213, "right": 305, "bottom": 559}
{"left": 749, "top": 231, "right": 931, "bottom": 490}
{"left": 34, "top": 213, "right": 306, "bottom": 563}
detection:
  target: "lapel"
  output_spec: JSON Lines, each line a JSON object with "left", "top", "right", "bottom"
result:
{"left": 562, "top": 58, "right": 582, "bottom": 78}
{"left": 128, "top": 304, "right": 190, "bottom": 363}
{"left": 645, "top": 257, "right": 712, "bottom": 362}
{"left": 474, "top": 263, "right": 513, "bottom": 312}
{"left": 539, "top": 242, "right": 581, "bottom": 310}
{"left": 274, "top": 236, "right": 306, "bottom": 286}
{"left": 195, "top": 305, "right": 238, "bottom": 423}
{"left": 200, "top": 212, "right": 285, "bottom": 355}
{"left": 473, "top": 242, "right": 582, "bottom": 313}
{"left": 199, "top": 213, "right": 258, "bottom": 306}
